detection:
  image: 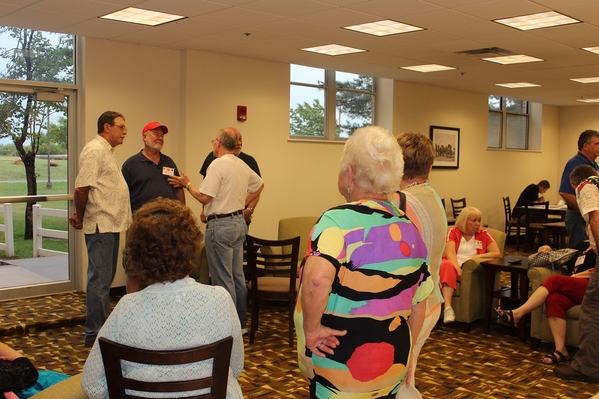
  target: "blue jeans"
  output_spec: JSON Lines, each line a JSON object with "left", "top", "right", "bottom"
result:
{"left": 205, "top": 214, "right": 248, "bottom": 328}
{"left": 565, "top": 209, "right": 588, "bottom": 248}
{"left": 84, "top": 230, "right": 120, "bottom": 340}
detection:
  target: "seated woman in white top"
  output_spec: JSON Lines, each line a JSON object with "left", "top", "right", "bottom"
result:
{"left": 81, "top": 198, "right": 244, "bottom": 399}
{"left": 439, "top": 206, "right": 501, "bottom": 324}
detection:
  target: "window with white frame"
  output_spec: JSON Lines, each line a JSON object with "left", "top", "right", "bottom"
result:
{"left": 290, "top": 64, "right": 375, "bottom": 139}
{"left": 488, "top": 95, "right": 529, "bottom": 150}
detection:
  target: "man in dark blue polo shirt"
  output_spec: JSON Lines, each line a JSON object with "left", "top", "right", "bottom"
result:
{"left": 558, "top": 129, "right": 599, "bottom": 248}
{"left": 121, "top": 121, "right": 185, "bottom": 292}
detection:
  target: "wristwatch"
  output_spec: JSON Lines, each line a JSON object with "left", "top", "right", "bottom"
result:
{"left": 246, "top": 207, "right": 254, "bottom": 214}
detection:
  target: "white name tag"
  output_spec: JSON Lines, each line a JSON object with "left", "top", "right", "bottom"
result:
{"left": 575, "top": 255, "right": 585, "bottom": 267}
{"left": 474, "top": 240, "right": 483, "bottom": 250}
{"left": 162, "top": 167, "right": 174, "bottom": 176}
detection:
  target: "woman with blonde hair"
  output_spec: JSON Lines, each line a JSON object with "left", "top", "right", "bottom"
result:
{"left": 439, "top": 206, "right": 500, "bottom": 324}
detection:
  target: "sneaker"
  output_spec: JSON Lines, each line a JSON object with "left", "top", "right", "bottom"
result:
{"left": 241, "top": 328, "right": 248, "bottom": 336}
{"left": 443, "top": 307, "right": 455, "bottom": 324}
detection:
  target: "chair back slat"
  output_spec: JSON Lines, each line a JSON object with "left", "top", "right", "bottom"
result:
{"left": 524, "top": 200, "right": 549, "bottom": 224}
{"left": 502, "top": 196, "right": 511, "bottom": 222}
{"left": 246, "top": 234, "right": 301, "bottom": 347}
{"left": 450, "top": 197, "right": 467, "bottom": 219}
{"left": 98, "top": 336, "right": 233, "bottom": 399}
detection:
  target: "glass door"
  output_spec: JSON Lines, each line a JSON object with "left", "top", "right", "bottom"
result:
{"left": 0, "top": 86, "right": 77, "bottom": 300}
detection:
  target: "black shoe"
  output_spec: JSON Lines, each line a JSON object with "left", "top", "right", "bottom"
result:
{"left": 84, "top": 335, "right": 96, "bottom": 348}
{"left": 554, "top": 363, "right": 598, "bottom": 383}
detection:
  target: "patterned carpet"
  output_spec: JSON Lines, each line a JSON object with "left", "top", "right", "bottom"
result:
{"left": 2, "top": 247, "right": 598, "bottom": 398}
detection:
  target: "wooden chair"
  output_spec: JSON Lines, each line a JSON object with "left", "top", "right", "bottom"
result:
{"left": 450, "top": 197, "right": 467, "bottom": 219}
{"left": 246, "top": 234, "right": 301, "bottom": 347}
{"left": 98, "top": 336, "right": 233, "bottom": 399}
{"left": 524, "top": 200, "right": 549, "bottom": 252}
{"left": 502, "top": 196, "right": 520, "bottom": 239}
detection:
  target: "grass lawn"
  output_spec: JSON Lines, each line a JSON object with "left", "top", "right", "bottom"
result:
{"left": 0, "top": 155, "right": 67, "bottom": 182}
{"left": 0, "top": 157, "right": 69, "bottom": 259}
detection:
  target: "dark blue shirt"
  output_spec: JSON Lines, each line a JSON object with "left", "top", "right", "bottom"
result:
{"left": 559, "top": 152, "right": 599, "bottom": 208}
{"left": 199, "top": 151, "right": 261, "bottom": 177}
{"left": 122, "top": 151, "right": 180, "bottom": 212}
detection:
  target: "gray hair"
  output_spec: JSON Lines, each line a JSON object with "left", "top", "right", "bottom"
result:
{"left": 217, "top": 128, "right": 237, "bottom": 150}
{"left": 340, "top": 126, "right": 403, "bottom": 195}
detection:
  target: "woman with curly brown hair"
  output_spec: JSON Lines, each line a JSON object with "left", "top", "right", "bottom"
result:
{"left": 81, "top": 198, "right": 244, "bottom": 399}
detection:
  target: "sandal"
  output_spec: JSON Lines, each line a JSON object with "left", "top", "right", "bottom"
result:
{"left": 493, "top": 307, "right": 516, "bottom": 327}
{"left": 542, "top": 350, "right": 572, "bottom": 365}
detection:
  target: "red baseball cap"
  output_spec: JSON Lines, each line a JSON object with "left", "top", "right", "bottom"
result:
{"left": 142, "top": 121, "right": 168, "bottom": 134}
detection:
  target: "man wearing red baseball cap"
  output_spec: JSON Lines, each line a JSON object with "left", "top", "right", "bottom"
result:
{"left": 121, "top": 121, "right": 185, "bottom": 292}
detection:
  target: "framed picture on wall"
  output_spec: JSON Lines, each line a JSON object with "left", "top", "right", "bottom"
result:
{"left": 430, "top": 125, "right": 460, "bottom": 169}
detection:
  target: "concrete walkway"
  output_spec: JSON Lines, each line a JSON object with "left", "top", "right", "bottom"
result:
{"left": 2, "top": 254, "right": 69, "bottom": 285}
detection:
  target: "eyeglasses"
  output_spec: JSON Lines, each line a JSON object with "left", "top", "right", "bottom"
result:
{"left": 113, "top": 124, "right": 127, "bottom": 132}
{"left": 211, "top": 138, "right": 219, "bottom": 144}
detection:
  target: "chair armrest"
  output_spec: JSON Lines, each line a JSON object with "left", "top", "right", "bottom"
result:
{"left": 528, "top": 266, "right": 567, "bottom": 341}
{"left": 527, "top": 267, "right": 565, "bottom": 291}
{"left": 453, "top": 257, "right": 500, "bottom": 324}
{"left": 461, "top": 257, "right": 499, "bottom": 275}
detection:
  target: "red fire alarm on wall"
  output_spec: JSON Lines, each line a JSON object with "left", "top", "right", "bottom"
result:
{"left": 237, "top": 106, "right": 247, "bottom": 122}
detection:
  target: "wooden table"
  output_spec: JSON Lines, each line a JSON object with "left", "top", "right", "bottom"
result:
{"left": 515, "top": 206, "right": 567, "bottom": 251}
{"left": 481, "top": 255, "right": 530, "bottom": 342}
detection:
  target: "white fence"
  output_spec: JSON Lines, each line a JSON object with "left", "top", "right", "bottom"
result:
{"left": 0, "top": 203, "right": 14, "bottom": 256}
{"left": 32, "top": 204, "right": 68, "bottom": 257}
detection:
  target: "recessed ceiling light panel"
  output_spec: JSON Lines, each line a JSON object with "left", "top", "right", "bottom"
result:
{"left": 400, "top": 64, "right": 456, "bottom": 73}
{"left": 577, "top": 98, "right": 599, "bottom": 103}
{"left": 100, "top": 7, "right": 186, "bottom": 26}
{"left": 495, "top": 11, "right": 579, "bottom": 31}
{"left": 301, "top": 44, "right": 366, "bottom": 56}
{"left": 582, "top": 47, "right": 599, "bottom": 55}
{"left": 344, "top": 20, "right": 424, "bottom": 36}
{"left": 482, "top": 54, "right": 544, "bottom": 64}
{"left": 495, "top": 82, "right": 540, "bottom": 88}
{"left": 571, "top": 77, "right": 599, "bottom": 84}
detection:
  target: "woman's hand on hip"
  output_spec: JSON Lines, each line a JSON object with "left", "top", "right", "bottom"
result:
{"left": 305, "top": 325, "right": 347, "bottom": 358}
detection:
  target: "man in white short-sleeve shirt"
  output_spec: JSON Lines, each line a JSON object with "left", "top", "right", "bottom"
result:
{"left": 169, "top": 127, "right": 264, "bottom": 332}
{"left": 69, "top": 111, "right": 132, "bottom": 347}
{"left": 554, "top": 167, "right": 599, "bottom": 382}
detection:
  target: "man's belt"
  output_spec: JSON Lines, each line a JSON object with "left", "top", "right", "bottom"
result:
{"left": 207, "top": 209, "right": 243, "bottom": 222}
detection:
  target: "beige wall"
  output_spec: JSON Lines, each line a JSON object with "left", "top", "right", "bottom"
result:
{"left": 557, "top": 105, "right": 599, "bottom": 176}
{"left": 78, "top": 39, "right": 346, "bottom": 288}
{"left": 393, "top": 81, "right": 561, "bottom": 229}
{"left": 77, "top": 38, "right": 590, "bottom": 289}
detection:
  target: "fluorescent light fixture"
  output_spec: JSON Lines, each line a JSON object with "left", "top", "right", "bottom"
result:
{"left": 301, "top": 44, "right": 366, "bottom": 56}
{"left": 582, "top": 46, "right": 599, "bottom": 55}
{"left": 494, "top": 11, "right": 579, "bottom": 31}
{"left": 482, "top": 54, "right": 544, "bottom": 64}
{"left": 100, "top": 7, "right": 186, "bottom": 26}
{"left": 495, "top": 82, "right": 540, "bottom": 88}
{"left": 577, "top": 98, "right": 599, "bottom": 103}
{"left": 344, "top": 20, "right": 424, "bottom": 36}
{"left": 400, "top": 64, "right": 455, "bottom": 73}
{"left": 571, "top": 77, "right": 599, "bottom": 84}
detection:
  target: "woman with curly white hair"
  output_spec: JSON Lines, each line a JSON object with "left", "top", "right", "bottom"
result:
{"left": 294, "top": 126, "right": 433, "bottom": 398}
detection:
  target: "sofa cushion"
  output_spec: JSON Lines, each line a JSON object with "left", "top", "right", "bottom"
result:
{"left": 28, "top": 373, "right": 87, "bottom": 399}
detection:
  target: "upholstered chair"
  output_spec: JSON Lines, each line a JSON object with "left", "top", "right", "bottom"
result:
{"left": 450, "top": 227, "right": 507, "bottom": 331}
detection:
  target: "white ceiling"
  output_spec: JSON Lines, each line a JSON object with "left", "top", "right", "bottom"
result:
{"left": 4, "top": 0, "right": 599, "bottom": 106}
